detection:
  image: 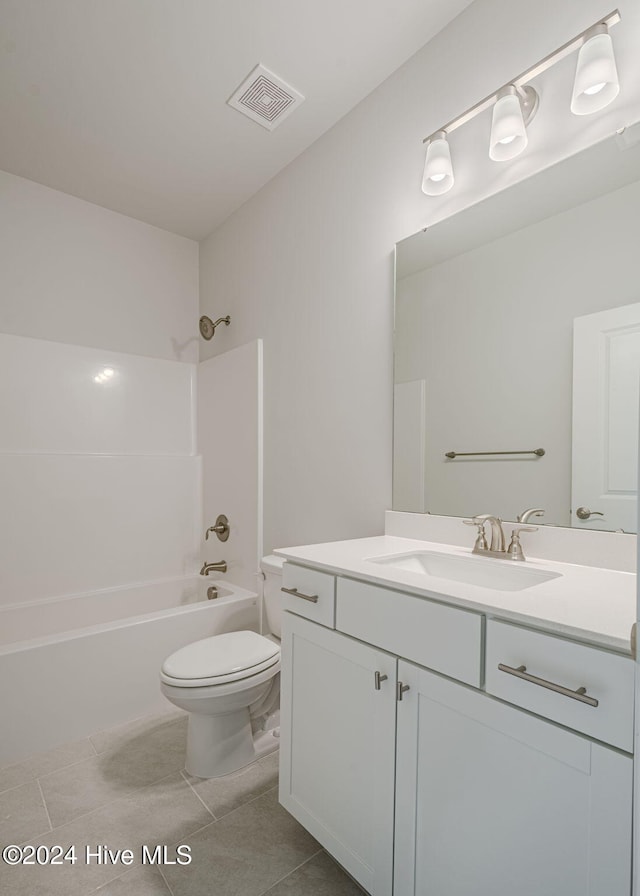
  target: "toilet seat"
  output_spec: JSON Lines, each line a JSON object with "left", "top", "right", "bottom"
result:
{"left": 160, "top": 630, "right": 280, "bottom": 688}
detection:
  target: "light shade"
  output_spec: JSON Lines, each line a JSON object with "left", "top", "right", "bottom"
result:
{"left": 489, "top": 87, "right": 528, "bottom": 161}
{"left": 571, "top": 26, "right": 619, "bottom": 115}
{"left": 422, "top": 131, "right": 454, "bottom": 195}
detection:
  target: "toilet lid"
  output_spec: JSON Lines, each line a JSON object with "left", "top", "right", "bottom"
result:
{"left": 161, "top": 631, "right": 280, "bottom": 682}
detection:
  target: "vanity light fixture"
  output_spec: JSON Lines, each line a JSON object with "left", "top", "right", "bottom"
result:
{"left": 571, "top": 23, "right": 620, "bottom": 115}
{"left": 421, "top": 9, "right": 621, "bottom": 191}
{"left": 422, "top": 130, "right": 454, "bottom": 195}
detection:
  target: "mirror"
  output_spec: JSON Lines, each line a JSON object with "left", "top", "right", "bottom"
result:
{"left": 394, "top": 130, "right": 640, "bottom": 533}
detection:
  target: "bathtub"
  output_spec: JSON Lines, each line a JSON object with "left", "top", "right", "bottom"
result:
{"left": 0, "top": 577, "right": 259, "bottom": 767}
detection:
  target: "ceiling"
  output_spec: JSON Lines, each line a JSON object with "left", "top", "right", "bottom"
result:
{"left": 0, "top": 0, "right": 472, "bottom": 239}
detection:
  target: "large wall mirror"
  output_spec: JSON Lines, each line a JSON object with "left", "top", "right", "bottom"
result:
{"left": 394, "top": 130, "right": 640, "bottom": 533}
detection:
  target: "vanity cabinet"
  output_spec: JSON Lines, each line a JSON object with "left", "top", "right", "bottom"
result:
{"left": 279, "top": 611, "right": 397, "bottom": 895}
{"left": 336, "top": 576, "right": 483, "bottom": 687}
{"left": 280, "top": 562, "right": 336, "bottom": 627}
{"left": 484, "top": 619, "right": 635, "bottom": 752}
{"left": 394, "top": 661, "right": 632, "bottom": 896}
{"left": 279, "top": 563, "right": 634, "bottom": 896}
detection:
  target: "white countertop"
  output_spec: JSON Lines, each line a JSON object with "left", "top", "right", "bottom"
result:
{"left": 274, "top": 535, "right": 637, "bottom": 655}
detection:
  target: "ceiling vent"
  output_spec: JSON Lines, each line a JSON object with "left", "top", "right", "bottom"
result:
{"left": 227, "top": 64, "right": 304, "bottom": 131}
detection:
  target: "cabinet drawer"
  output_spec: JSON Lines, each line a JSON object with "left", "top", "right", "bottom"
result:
{"left": 336, "top": 578, "right": 482, "bottom": 687}
{"left": 281, "top": 563, "right": 335, "bottom": 628}
{"left": 485, "top": 620, "right": 634, "bottom": 752}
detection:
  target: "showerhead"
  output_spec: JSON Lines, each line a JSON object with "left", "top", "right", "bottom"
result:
{"left": 199, "top": 315, "right": 230, "bottom": 340}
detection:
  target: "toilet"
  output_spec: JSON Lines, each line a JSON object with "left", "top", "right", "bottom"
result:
{"left": 160, "top": 555, "right": 284, "bottom": 778}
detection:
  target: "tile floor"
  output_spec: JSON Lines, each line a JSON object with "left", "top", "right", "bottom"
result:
{"left": 0, "top": 710, "right": 364, "bottom": 896}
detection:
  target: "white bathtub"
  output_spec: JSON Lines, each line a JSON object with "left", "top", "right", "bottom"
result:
{"left": 0, "top": 577, "right": 259, "bottom": 767}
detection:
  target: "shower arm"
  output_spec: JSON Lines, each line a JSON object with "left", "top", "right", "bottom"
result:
{"left": 199, "top": 315, "right": 231, "bottom": 340}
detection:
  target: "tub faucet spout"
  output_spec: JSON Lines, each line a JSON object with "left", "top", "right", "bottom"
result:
{"left": 200, "top": 561, "right": 227, "bottom": 575}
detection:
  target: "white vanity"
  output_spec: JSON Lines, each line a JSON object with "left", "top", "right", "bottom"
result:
{"left": 272, "top": 126, "right": 640, "bottom": 895}
{"left": 275, "top": 521, "right": 636, "bottom": 896}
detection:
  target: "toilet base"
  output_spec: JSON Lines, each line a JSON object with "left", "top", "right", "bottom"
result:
{"left": 186, "top": 709, "right": 279, "bottom": 778}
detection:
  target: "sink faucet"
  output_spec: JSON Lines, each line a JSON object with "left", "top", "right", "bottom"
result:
{"left": 200, "top": 560, "right": 227, "bottom": 575}
{"left": 464, "top": 515, "right": 537, "bottom": 561}
{"left": 517, "top": 508, "right": 545, "bottom": 523}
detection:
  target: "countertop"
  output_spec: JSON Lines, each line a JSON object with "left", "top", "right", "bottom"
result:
{"left": 274, "top": 535, "right": 637, "bottom": 655}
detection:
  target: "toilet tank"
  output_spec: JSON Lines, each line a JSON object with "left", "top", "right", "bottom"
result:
{"left": 261, "top": 555, "right": 284, "bottom": 639}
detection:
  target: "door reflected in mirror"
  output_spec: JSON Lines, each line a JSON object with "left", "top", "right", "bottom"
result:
{"left": 394, "top": 130, "right": 640, "bottom": 533}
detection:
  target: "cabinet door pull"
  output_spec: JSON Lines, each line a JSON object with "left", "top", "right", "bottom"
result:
{"left": 374, "top": 671, "right": 388, "bottom": 690}
{"left": 281, "top": 586, "right": 319, "bottom": 604}
{"left": 498, "top": 663, "right": 599, "bottom": 707}
{"left": 397, "top": 682, "right": 410, "bottom": 701}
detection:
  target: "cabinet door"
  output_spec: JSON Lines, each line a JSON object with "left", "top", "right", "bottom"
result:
{"left": 280, "top": 612, "right": 397, "bottom": 895}
{"left": 394, "top": 661, "right": 632, "bottom": 896}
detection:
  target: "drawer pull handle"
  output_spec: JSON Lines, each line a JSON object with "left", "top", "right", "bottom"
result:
{"left": 281, "top": 586, "right": 319, "bottom": 604}
{"left": 397, "top": 682, "right": 410, "bottom": 701}
{"left": 498, "top": 663, "right": 599, "bottom": 707}
{"left": 374, "top": 671, "right": 388, "bottom": 691}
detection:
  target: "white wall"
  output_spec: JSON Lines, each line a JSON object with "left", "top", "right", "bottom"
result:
{"left": 0, "top": 174, "right": 200, "bottom": 613}
{"left": 199, "top": 0, "right": 640, "bottom": 553}
{"left": 395, "top": 179, "right": 640, "bottom": 526}
{"left": 0, "top": 170, "right": 199, "bottom": 361}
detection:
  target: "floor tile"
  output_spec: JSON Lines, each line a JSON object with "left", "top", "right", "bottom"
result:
{"left": 162, "top": 787, "right": 319, "bottom": 896}
{"left": 0, "top": 738, "right": 96, "bottom": 795}
{"left": 185, "top": 748, "right": 279, "bottom": 819}
{"left": 0, "top": 772, "right": 212, "bottom": 896}
{"left": 95, "top": 865, "right": 171, "bottom": 895}
{"left": 258, "top": 749, "right": 280, "bottom": 776}
{"left": 264, "top": 850, "right": 366, "bottom": 895}
{"left": 0, "top": 781, "right": 51, "bottom": 845}
{"left": 40, "top": 717, "right": 188, "bottom": 827}
{"left": 90, "top": 709, "right": 186, "bottom": 756}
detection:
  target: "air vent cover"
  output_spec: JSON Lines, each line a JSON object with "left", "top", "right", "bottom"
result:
{"left": 227, "top": 64, "right": 304, "bottom": 131}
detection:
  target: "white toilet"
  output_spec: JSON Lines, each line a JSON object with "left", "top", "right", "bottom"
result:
{"left": 160, "top": 555, "right": 284, "bottom": 778}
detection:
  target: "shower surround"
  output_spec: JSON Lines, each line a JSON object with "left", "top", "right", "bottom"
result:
{"left": 0, "top": 332, "right": 206, "bottom": 763}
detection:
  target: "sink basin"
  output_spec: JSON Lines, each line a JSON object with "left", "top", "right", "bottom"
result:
{"left": 367, "top": 550, "right": 561, "bottom": 592}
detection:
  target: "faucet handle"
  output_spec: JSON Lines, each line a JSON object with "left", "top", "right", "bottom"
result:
{"left": 507, "top": 526, "right": 538, "bottom": 561}
{"left": 205, "top": 514, "right": 230, "bottom": 542}
{"left": 463, "top": 518, "right": 488, "bottom": 551}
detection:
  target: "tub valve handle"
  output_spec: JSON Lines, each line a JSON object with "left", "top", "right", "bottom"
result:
{"left": 205, "top": 514, "right": 230, "bottom": 542}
